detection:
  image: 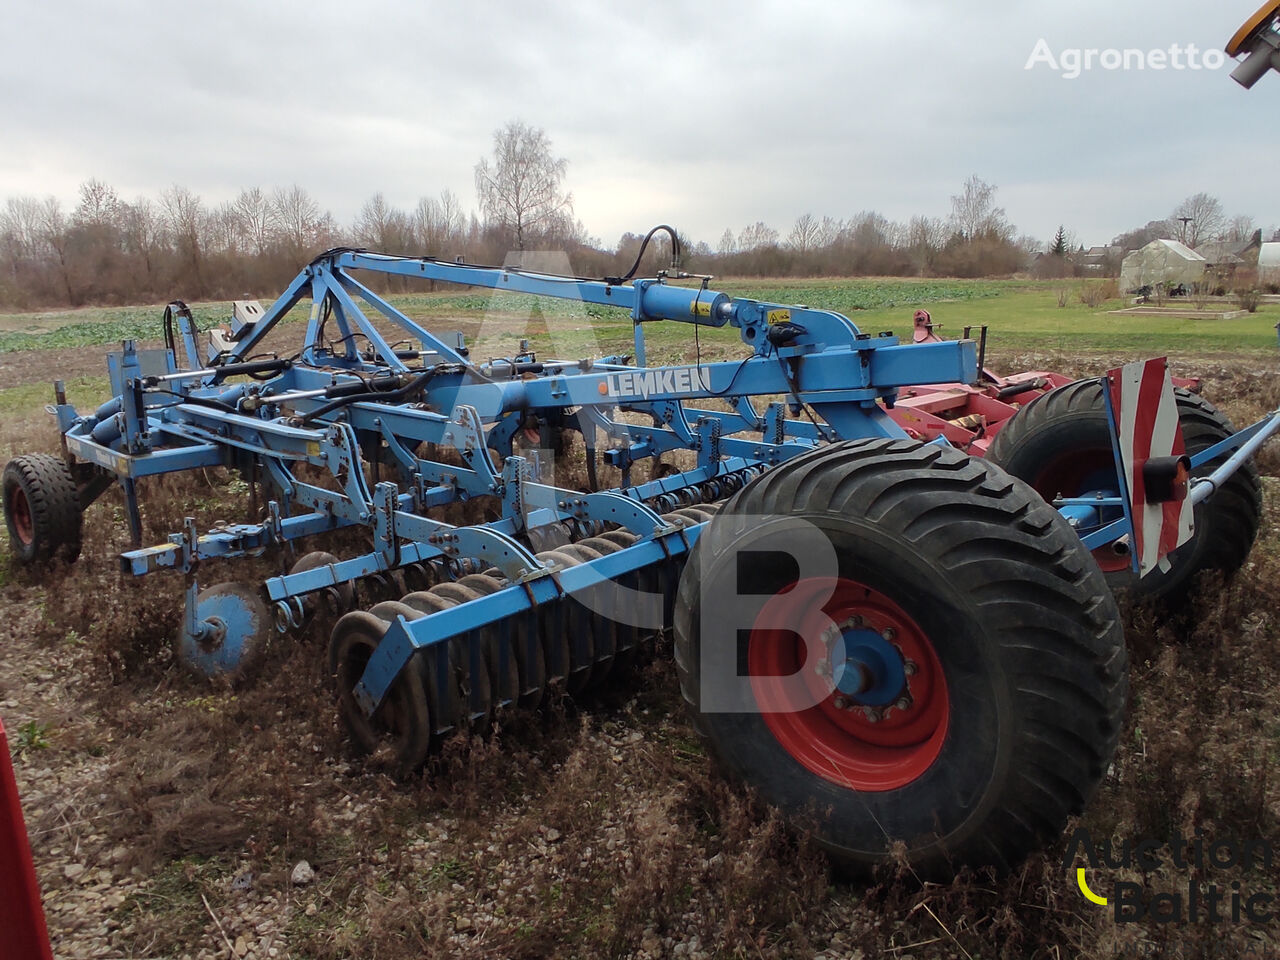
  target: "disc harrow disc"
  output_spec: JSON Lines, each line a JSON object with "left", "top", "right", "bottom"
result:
{"left": 177, "top": 582, "right": 272, "bottom": 681}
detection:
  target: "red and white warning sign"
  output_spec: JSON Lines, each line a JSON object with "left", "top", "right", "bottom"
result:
{"left": 1106, "top": 358, "right": 1194, "bottom": 577}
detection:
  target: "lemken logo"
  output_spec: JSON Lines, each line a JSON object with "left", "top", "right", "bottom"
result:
{"left": 605, "top": 366, "right": 713, "bottom": 399}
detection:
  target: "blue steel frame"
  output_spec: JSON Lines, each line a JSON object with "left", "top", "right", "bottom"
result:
{"left": 45, "top": 249, "right": 1280, "bottom": 722}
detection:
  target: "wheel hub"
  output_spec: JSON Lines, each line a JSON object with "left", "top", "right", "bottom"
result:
{"left": 195, "top": 616, "right": 229, "bottom": 653}
{"left": 748, "top": 577, "right": 950, "bottom": 792}
{"left": 826, "top": 622, "right": 909, "bottom": 710}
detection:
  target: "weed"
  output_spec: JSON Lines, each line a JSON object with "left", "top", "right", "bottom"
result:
{"left": 14, "top": 719, "right": 51, "bottom": 753}
{"left": 1238, "top": 287, "right": 1262, "bottom": 313}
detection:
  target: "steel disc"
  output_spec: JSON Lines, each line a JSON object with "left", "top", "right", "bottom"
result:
{"left": 176, "top": 582, "right": 272, "bottom": 680}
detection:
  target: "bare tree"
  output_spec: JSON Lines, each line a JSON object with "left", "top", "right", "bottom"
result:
{"left": 437, "top": 188, "right": 465, "bottom": 242}
{"left": 737, "top": 221, "right": 779, "bottom": 251}
{"left": 1113, "top": 219, "right": 1174, "bottom": 250}
{"left": 233, "top": 187, "right": 276, "bottom": 256}
{"left": 272, "top": 185, "right": 322, "bottom": 258}
{"left": 717, "top": 228, "right": 736, "bottom": 255}
{"left": 949, "top": 175, "right": 1012, "bottom": 242}
{"left": 847, "top": 210, "right": 892, "bottom": 249}
{"left": 904, "top": 215, "right": 946, "bottom": 275}
{"left": 206, "top": 202, "right": 242, "bottom": 256}
{"left": 160, "top": 184, "right": 206, "bottom": 292}
{"left": 414, "top": 188, "right": 465, "bottom": 252}
{"left": 355, "top": 192, "right": 413, "bottom": 251}
{"left": 1, "top": 196, "right": 46, "bottom": 261}
{"left": 815, "top": 216, "right": 842, "bottom": 248}
{"left": 787, "top": 213, "right": 822, "bottom": 253}
{"left": 38, "top": 197, "right": 75, "bottom": 303}
{"left": 119, "top": 198, "right": 165, "bottom": 286}
{"left": 1016, "top": 233, "right": 1045, "bottom": 256}
{"left": 74, "top": 179, "right": 120, "bottom": 229}
{"left": 1226, "top": 214, "right": 1256, "bottom": 244}
{"left": 474, "top": 120, "right": 573, "bottom": 249}
{"left": 1170, "top": 193, "right": 1225, "bottom": 248}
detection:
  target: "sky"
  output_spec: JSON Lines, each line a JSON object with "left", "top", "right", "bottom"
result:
{"left": 1, "top": 0, "right": 1276, "bottom": 250}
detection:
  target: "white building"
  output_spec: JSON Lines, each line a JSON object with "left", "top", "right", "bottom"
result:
{"left": 1119, "top": 239, "right": 1208, "bottom": 293}
{"left": 1259, "top": 242, "right": 1280, "bottom": 286}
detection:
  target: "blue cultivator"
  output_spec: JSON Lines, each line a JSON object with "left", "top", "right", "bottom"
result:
{"left": 6, "top": 236, "right": 1278, "bottom": 875}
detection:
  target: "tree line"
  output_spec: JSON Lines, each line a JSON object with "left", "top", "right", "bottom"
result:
{"left": 2, "top": 119, "right": 1271, "bottom": 310}
{"left": 0, "top": 180, "right": 1029, "bottom": 311}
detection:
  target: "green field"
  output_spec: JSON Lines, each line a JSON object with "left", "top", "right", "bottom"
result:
{"left": 698, "top": 278, "right": 1280, "bottom": 357}
{"left": 0, "top": 278, "right": 1275, "bottom": 361}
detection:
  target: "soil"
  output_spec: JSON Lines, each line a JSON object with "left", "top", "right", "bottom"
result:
{"left": 2, "top": 342, "right": 1280, "bottom": 959}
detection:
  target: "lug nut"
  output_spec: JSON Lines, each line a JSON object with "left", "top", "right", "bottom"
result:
{"left": 894, "top": 697, "right": 911, "bottom": 711}
{"left": 833, "top": 695, "right": 849, "bottom": 709}
{"left": 815, "top": 661, "right": 830, "bottom": 678}
{"left": 881, "top": 627, "right": 895, "bottom": 641}
{"left": 863, "top": 707, "right": 880, "bottom": 723}
{"left": 903, "top": 660, "right": 917, "bottom": 676}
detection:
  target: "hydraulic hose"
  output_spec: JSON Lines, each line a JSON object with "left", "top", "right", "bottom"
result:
{"left": 300, "top": 368, "right": 439, "bottom": 424}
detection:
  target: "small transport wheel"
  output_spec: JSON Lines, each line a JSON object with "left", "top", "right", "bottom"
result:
{"left": 986, "top": 379, "right": 1263, "bottom": 599}
{"left": 3, "top": 453, "right": 82, "bottom": 564}
{"left": 329, "top": 610, "right": 433, "bottom": 772}
{"left": 674, "top": 438, "right": 1127, "bottom": 876}
{"left": 176, "top": 582, "right": 273, "bottom": 681}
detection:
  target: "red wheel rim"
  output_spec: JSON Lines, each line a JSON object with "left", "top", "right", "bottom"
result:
{"left": 6, "top": 486, "right": 33, "bottom": 546}
{"left": 748, "top": 577, "right": 949, "bottom": 792}
{"left": 1031, "top": 452, "right": 1128, "bottom": 573}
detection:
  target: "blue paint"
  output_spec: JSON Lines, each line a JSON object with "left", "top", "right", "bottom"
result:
{"left": 177, "top": 585, "right": 267, "bottom": 678}
{"left": 833, "top": 629, "right": 906, "bottom": 707}
{"left": 38, "top": 250, "right": 1276, "bottom": 711}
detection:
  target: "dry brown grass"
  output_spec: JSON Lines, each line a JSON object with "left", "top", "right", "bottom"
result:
{"left": 2, "top": 347, "right": 1280, "bottom": 959}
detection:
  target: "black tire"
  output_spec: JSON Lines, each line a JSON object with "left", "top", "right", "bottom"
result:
{"left": 289, "top": 551, "right": 355, "bottom": 635}
{"left": 673, "top": 438, "right": 1126, "bottom": 876}
{"left": 986, "top": 379, "right": 1263, "bottom": 599}
{"left": 3, "top": 453, "right": 82, "bottom": 564}
{"left": 397, "top": 591, "right": 490, "bottom": 740}
{"left": 329, "top": 610, "right": 434, "bottom": 772}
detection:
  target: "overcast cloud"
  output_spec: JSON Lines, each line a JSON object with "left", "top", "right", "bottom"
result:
{"left": 1, "top": 0, "right": 1274, "bottom": 248}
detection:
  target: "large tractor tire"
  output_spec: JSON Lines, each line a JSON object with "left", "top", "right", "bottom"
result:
{"left": 674, "top": 438, "right": 1126, "bottom": 877}
{"left": 3, "top": 454, "right": 82, "bottom": 565}
{"left": 986, "top": 379, "right": 1263, "bottom": 600}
